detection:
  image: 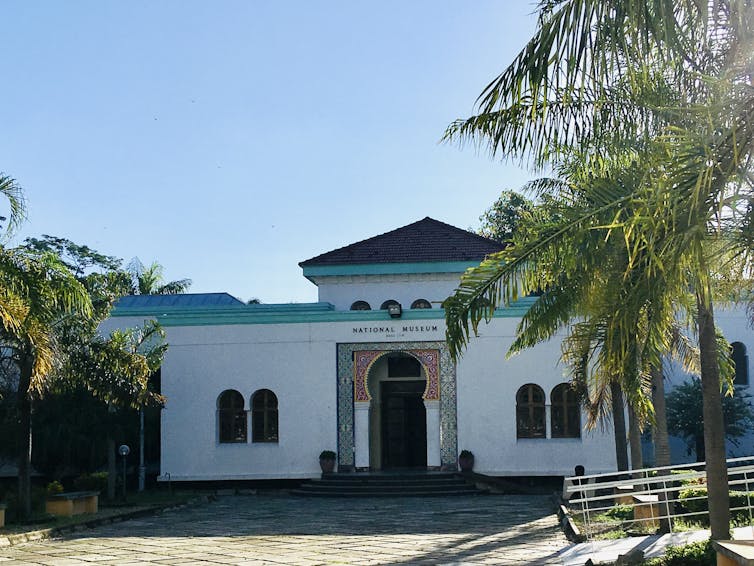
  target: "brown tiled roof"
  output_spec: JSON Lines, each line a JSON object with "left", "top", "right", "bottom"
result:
{"left": 299, "top": 217, "right": 504, "bottom": 267}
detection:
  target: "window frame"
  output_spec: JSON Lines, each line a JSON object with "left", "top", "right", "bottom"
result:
{"left": 350, "top": 300, "right": 371, "bottom": 311}
{"left": 217, "top": 389, "right": 247, "bottom": 444}
{"left": 732, "top": 342, "right": 749, "bottom": 386}
{"left": 516, "top": 384, "right": 546, "bottom": 439}
{"left": 550, "top": 383, "right": 581, "bottom": 439}
{"left": 251, "top": 389, "right": 279, "bottom": 443}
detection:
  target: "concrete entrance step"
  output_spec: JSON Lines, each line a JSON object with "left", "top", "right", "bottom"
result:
{"left": 291, "top": 472, "right": 488, "bottom": 498}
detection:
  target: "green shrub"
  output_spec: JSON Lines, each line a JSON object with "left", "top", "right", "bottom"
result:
{"left": 73, "top": 472, "right": 108, "bottom": 492}
{"left": 604, "top": 504, "right": 633, "bottom": 521}
{"left": 45, "top": 481, "right": 64, "bottom": 496}
{"left": 644, "top": 539, "right": 714, "bottom": 566}
{"left": 679, "top": 488, "right": 754, "bottom": 523}
{"left": 670, "top": 469, "right": 706, "bottom": 486}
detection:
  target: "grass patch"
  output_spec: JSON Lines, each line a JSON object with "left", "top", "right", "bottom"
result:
{"left": 0, "top": 489, "right": 200, "bottom": 536}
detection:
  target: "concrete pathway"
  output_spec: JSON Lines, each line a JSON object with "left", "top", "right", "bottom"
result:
{"left": 560, "top": 525, "right": 754, "bottom": 565}
{"left": 0, "top": 494, "right": 570, "bottom": 565}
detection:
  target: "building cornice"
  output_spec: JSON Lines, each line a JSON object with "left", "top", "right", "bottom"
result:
{"left": 110, "top": 297, "right": 537, "bottom": 327}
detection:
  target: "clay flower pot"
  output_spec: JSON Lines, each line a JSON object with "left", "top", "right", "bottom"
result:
{"left": 458, "top": 450, "right": 474, "bottom": 473}
{"left": 319, "top": 450, "right": 336, "bottom": 474}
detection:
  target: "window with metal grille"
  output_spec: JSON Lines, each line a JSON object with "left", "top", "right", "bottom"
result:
{"left": 516, "top": 384, "right": 546, "bottom": 438}
{"left": 252, "top": 389, "right": 279, "bottom": 443}
{"left": 732, "top": 342, "right": 749, "bottom": 386}
{"left": 218, "top": 390, "right": 247, "bottom": 443}
{"left": 550, "top": 383, "right": 581, "bottom": 438}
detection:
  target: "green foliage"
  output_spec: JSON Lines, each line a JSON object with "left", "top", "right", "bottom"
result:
{"left": 643, "top": 540, "right": 714, "bottom": 566}
{"left": 73, "top": 472, "right": 108, "bottom": 492}
{"left": 0, "top": 174, "right": 26, "bottom": 238}
{"left": 23, "top": 235, "right": 122, "bottom": 277}
{"left": 666, "top": 378, "right": 754, "bottom": 461}
{"left": 679, "top": 488, "right": 754, "bottom": 524}
{"left": 126, "top": 257, "right": 191, "bottom": 296}
{"left": 45, "top": 481, "right": 64, "bottom": 495}
{"left": 604, "top": 504, "right": 633, "bottom": 521}
{"left": 319, "top": 450, "right": 336, "bottom": 460}
{"left": 478, "top": 190, "right": 533, "bottom": 243}
{"left": 669, "top": 469, "right": 705, "bottom": 486}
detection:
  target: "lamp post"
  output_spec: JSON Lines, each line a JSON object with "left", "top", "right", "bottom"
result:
{"left": 118, "top": 444, "right": 130, "bottom": 500}
{"left": 138, "top": 408, "right": 145, "bottom": 492}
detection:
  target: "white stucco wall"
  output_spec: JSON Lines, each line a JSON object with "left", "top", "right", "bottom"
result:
{"left": 159, "top": 323, "right": 337, "bottom": 480}
{"left": 136, "top": 313, "right": 618, "bottom": 480}
{"left": 456, "top": 319, "right": 617, "bottom": 477}
{"left": 315, "top": 273, "right": 462, "bottom": 311}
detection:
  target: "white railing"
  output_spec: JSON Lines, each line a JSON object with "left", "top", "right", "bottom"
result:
{"left": 563, "top": 456, "right": 754, "bottom": 540}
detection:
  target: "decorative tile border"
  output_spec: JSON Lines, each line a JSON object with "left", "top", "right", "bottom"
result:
{"left": 353, "top": 349, "right": 440, "bottom": 402}
{"left": 336, "top": 341, "right": 456, "bottom": 470}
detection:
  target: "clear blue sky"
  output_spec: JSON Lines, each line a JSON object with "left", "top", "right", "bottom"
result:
{"left": 1, "top": 1, "right": 538, "bottom": 303}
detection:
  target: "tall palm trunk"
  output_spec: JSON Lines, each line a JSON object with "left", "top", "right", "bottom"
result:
{"left": 610, "top": 380, "right": 629, "bottom": 472}
{"left": 651, "top": 365, "right": 670, "bottom": 467}
{"left": 16, "top": 356, "right": 33, "bottom": 520}
{"left": 651, "top": 364, "right": 672, "bottom": 533}
{"left": 697, "top": 295, "right": 730, "bottom": 540}
{"left": 628, "top": 405, "right": 643, "bottom": 471}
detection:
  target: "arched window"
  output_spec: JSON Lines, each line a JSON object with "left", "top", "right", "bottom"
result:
{"left": 218, "top": 390, "right": 247, "bottom": 443}
{"left": 732, "top": 342, "right": 749, "bottom": 386}
{"left": 380, "top": 299, "right": 400, "bottom": 310}
{"left": 551, "top": 383, "right": 581, "bottom": 438}
{"left": 350, "top": 300, "right": 371, "bottom": 311}
{"left": 516, "top": 384, "right": 545, "bottom": 439}
{"left": 411, "top": 299, "right": 432, "bottom": 309}
{"left": 252, "top": 389, "right": 279, "bottom": 443}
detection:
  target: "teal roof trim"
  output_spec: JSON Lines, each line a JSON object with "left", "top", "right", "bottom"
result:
{"left": 302, "top": 261, "right": 481, "bottom": 279}
{"left": 111, "top": 298, "right": 537, "bottom": 327}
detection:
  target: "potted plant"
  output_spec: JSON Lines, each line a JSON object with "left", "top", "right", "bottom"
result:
{"left": 319, "top": 450, "right": 336, "bottom": 475}
{"left": 458, "top": 450, "right": 474, "bottom": 473}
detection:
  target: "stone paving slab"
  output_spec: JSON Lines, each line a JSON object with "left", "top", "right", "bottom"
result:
{"left": 0, "top": 494, "right": 571, "bottom": 564}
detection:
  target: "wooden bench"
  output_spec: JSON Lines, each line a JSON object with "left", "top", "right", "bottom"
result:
{"left": 713, "top": 541, "right": 754, "bottom": 566}
{"left": 45, "top": 491, "right": 99, "bottom": 517}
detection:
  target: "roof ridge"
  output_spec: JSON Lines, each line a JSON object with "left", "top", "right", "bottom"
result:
{"left": 299, "top": 217, "right": 503, "bottom": 267}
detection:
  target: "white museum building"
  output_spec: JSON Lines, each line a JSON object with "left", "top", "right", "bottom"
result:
{"left": 102, "top": 217, "right": 754, "bottom": 481}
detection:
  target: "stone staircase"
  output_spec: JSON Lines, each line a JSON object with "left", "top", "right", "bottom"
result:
{"left": 291, "top": 471, "right": 487, "bottom": 498}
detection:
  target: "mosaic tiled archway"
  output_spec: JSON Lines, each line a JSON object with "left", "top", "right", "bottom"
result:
{"left": 353, "top": 349, "right": 440, "bottom": 402}
{"left": 337, "top": 341, "right": 456, "bottom": 470}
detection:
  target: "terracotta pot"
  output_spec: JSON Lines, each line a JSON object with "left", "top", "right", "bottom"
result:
{"left": 458, "top": 454, "right": 474, "bottom": 473}
{"left": 319, "top": 457, "right": 336, "bottom": 474}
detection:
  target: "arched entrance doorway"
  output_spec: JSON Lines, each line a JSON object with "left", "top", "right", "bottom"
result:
{"left": 337, "top": 341, "right": 456, "bottom": 472}
{"left": 367, "top": 354, "right": 427, "bottom": 469}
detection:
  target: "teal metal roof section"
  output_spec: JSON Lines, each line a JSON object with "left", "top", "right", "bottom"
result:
{"left": 115, "top": 293, "right": 244, "bottom": 309}
{"left": 111, "top": 297, "right": 537, "bottom": 327}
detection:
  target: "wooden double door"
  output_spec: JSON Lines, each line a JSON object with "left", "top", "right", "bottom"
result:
{"left": 380, "top": 380, "right": 427, "bottom": 469}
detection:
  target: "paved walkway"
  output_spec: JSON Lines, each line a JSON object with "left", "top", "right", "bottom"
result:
{"left": 0, "top": 494, "right": 570, "bottom": 565}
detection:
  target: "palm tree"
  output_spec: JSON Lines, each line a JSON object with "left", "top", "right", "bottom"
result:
{"left": 126, "top": 258, "right": 191, "bottom": 296}
{"left": 443, "top": 1, "right": 753, "bottom": 539}
{"left": 0, "top": 174, "right": 26, "bottom": 238}
{"left": 0, "top": 250, "right": 91, "bottom": 519}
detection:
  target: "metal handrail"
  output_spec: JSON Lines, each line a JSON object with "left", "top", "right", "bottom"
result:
{"left": 564, "top": 455, "right": 754, "bottom": 541}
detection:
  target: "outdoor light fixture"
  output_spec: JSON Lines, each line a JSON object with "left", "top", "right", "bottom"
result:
{"left": 387, "top": 303, "right": 402, "bottom": 318}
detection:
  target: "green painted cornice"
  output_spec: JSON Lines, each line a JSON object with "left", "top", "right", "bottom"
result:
{"left": 110, "top": 297, "right": 537, "bottom": 327}
{"left": 302, "top": 261, "right": 479, "bottom": 281}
